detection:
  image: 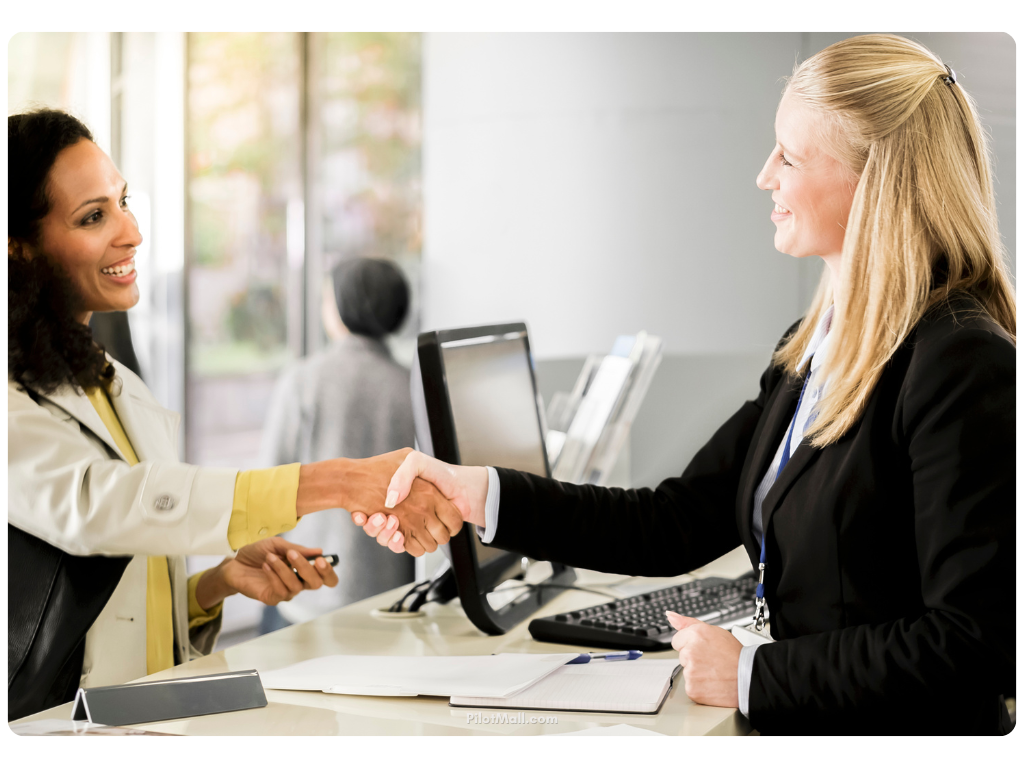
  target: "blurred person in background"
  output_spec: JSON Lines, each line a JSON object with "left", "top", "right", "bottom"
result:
{"left": 259, "top": 257, "right": 416, "bottom": 631}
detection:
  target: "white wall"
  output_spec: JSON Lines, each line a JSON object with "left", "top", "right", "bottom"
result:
{"left": 423, "top": 32, "right": 805, "bottom": 359}
{"left": 422, "top": 33, "right": 1015, "bottom": 361}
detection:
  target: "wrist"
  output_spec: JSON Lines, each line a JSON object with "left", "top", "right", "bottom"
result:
{"left": 195, "top": 562, "right": 236, "bottom": 610}
{"left": 466, "top": 466, "right": 489, "bottom": 527}
{"left": 296, "top": 458, "right": 352, "bottom": 517}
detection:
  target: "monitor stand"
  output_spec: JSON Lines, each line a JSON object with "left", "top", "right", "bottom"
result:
{"left": 440, "top": 528, "right": 577, "bottom": 635}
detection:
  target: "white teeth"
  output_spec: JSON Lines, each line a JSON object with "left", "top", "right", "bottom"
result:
{"left": 774, "top": 204, "right": 791, "bottom": 214}
{"left": 101, "top": 259, "right": 135, "bottom": 277}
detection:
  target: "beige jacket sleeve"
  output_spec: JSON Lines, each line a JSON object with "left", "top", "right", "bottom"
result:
{"left": 8, "top": 380, "right": 238, "bottom": 558}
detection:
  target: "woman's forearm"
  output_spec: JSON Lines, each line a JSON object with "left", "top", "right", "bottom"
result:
{"left": 489, "top": 467, "right": 741, "bottom": 577}
{"left": 295, "top": 458, "right": 350, "bottom": 517}
{"left": 295, "top": 452, "right": 408, "bottom": 518}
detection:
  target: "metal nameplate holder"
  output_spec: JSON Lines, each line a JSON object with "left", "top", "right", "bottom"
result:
{"left": 72, "top": 669, "right": 267, "bottom": 727}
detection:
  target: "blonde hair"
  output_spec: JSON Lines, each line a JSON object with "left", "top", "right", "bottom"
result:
{"left": 774, "top": 34, "right": 1016, "bottom": 447}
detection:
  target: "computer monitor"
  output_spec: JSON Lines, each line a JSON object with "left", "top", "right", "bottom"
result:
{"left": 412, "top": 322, "right": 575, "bottom": 634}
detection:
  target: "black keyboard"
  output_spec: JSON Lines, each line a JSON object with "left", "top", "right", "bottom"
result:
{"left": 528, "top": 573, "right": 757, "bottom": 651}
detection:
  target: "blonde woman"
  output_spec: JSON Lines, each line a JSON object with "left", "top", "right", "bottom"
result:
{"left": 367, "top": 35, "right": 1015, "bottom": 734}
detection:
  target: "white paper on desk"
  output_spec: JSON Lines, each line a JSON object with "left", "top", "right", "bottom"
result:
{"left": 450, "top": 659, "right": 680, "bottom": 714}
{"left": 260, "top": 653, "right": 578, "bottom": 698}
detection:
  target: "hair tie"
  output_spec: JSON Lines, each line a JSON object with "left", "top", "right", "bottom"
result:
{"left": 942, "top": 64, "right": 957, "bottom": 86}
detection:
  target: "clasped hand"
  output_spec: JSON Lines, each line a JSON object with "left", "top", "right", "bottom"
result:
{"left": 296, "top": 448, "right": 466, "bottom": 557}
{"left": 341, "top": 449, "right": 467, "bottom": 557}
{"left": 352, "top": 450, "right": 487, "bottom": 552}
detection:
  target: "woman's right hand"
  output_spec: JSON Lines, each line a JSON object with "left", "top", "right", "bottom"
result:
{"left": 297, "top": 449, "right": 464, "bottom": 557}
{"left": 352, "top": 451, "right": 488, "bottom": 554}
{"left": 196, "top": 537, "right": 339, "bottom": 609}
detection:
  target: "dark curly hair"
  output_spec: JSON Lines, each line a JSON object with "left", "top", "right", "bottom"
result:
{"left": 8, "top": 109, "right": 114, "bottom": 394}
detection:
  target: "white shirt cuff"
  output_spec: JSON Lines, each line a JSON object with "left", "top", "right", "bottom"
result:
{"left": 737, "top": 644, "right": 758, "bottom": 718}
{"left": 476, "top": 466, "right": 501, "bottom": 544}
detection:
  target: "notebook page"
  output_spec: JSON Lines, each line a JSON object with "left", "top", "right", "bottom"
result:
{"left": 260, "top": 653, "right": 577, "bottom": 697}
{"left": 450, "top": 659, "right": 680, "bottom": 713}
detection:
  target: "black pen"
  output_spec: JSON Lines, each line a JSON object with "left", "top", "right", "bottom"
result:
{"left": 284, "top": 553, "right": 339, "bottom": 573}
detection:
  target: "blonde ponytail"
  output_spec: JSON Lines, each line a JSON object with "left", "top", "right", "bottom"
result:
{"left": 773, "top": 34, "right": 1015, "bottom": 447}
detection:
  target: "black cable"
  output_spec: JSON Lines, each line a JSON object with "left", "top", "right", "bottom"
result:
{"left": 388, "top": 579, "right": 432, "bottom": 612}
{"left": 389, "top": 567, "right": 455, "bottom": 613}
{"left": 407, "top": 583, "right": 435, "bottom": 613}
{"left": 391, "top": 578, "right": 624, "bottom": 614}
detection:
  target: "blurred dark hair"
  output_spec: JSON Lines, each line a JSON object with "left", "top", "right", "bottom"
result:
{"left": 332, "top": 258, "right": 410, "bottom": 339}
{"left": 8, "top": 109, "right": 113, "bottom": 394}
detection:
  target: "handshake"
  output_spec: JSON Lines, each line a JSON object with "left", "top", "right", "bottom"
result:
{"left": 296, "top": 448, "right": 489, "bottom": 558}
{"left": 197, "top": 449, "right": 482, "bottom": 614}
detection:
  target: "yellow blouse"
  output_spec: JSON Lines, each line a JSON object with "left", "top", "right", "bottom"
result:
{"left": 85, "top": 385, "right": 300, "bottom": 675}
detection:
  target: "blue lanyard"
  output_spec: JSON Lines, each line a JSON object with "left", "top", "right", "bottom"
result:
{"left": 753, "top": 371, "right": 811, "bottom": 630}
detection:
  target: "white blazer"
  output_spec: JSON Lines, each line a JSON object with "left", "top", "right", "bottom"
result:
{"left": 8, "top": 359, "right": 238, "bottom": 688}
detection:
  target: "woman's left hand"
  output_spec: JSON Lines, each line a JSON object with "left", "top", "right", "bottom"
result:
{"left": 195, "top": 537, "right": 339, "bottom": 609}
{"left": 667, "top": 611, "right": 742, "bottom": 708}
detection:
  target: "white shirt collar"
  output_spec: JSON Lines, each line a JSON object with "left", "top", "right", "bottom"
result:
{"left": 798, "top": 304, "right": 834, "bottom": 374}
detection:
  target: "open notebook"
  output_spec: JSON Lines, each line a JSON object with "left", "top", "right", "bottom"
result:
{"left": 449, "top": 659, "right": 681, "bottom": 715}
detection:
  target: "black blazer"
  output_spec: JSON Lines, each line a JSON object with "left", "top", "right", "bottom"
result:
{"left": 490, "top": 295, "right": 1014, "bottom": 735}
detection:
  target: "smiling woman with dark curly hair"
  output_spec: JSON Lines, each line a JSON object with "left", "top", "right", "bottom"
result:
{"left": 7, "top": 109, "right": 462, "bottom": 719}
{"left": 8, "top": 112, "right": 114, "bottom": 393}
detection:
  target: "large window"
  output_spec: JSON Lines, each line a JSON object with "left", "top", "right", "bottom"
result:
{"left": 186, "top": 33, "right": 305, "bottom": 468}
{"left": 316, "top": 33, "right": 423, "bottom": 361}
{"left": 185, "top": 32, "right": 423, "bottom": 471}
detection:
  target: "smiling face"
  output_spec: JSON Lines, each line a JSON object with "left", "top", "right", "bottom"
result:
{"left": 756, "top": 91, "right": 859, "bottom": 265}
{"left": 32, "top": 139, "right": 142, "bottom": 322}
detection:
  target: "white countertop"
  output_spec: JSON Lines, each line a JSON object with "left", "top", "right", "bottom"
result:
{"left": 14, "top": 546, "right": 754, "bottom": 736}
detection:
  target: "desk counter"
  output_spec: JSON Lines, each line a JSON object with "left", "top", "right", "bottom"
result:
{"left": 14, "top": 548, "right": 754, "bottom": 736}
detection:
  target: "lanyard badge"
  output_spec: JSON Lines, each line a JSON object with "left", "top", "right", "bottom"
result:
{"left": 753, "top": 371, "right": 812, "bottom": 634}
{"left": 753, "top": 561, "right": 768, "bottom": 631}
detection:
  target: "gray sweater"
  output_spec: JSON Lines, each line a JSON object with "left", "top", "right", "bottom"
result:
{"left": 260, "top": 334, "right": 415, "bottom": 622}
